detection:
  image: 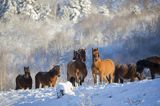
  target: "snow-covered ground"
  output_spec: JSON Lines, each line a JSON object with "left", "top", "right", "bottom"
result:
{"left": 0, "top": 0, "right": 160, "bottom": 90}
{"left": 0, "top": 79, "right": 160, "bottom": 106}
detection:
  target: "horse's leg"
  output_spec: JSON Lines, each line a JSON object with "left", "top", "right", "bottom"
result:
{"left": 15, "top": 78, "right": 20, "bottom": 90}
{"left": 150, "top": 70, "right": 155, "bottom": 79}
{"left": 42, "top": 84, "right": 45, "bottom": 88}
{"left": 52, "top": 78, "right": 57, "bottom": 87}
{"left": 24, "top": 86, "right": 27, "bottom": 90}
{"left": 15, "top": 86, "right": 19, "bottom": 90}
{"left": 104, "top": 75, "right": 109, "bottom": 84}
{"left": 76, "top": 69, "right": 81, "bottom": 86}
{"left": 70, "top": 77, "right": 76, "bottom": 86}
{"left": 35, "top": 77, "right": 40, "bottom": 89}
{"left": 120, "top": 79, "right": 123, "bottom": 83}
{"left": 29, "top": 86, "right": 32, "bottom": 89}
{"left": 29, "top": 83, "right": 32, "bottom": 89}
{"left": 136, "top": 72, "right": 143, "bottom": 80}
{"left": 29, "top": 79, "right": 32, "bottom": 89}
{"left": 114, "top": 71, "right": 119, "bottom": 83}
{"left": 15, "top": 83, "right": 19, "bottom": 90}
{"left": 92, "top": 73, "right": 97, "bottom": 85}
{"left": 109, "top": 73, "right": 114, "bottom": 84}
{"left": 67, "top": 72, "right": 70, "bottom": 81}
{"left": 100, "top": 74, "right": 103, "bottom": 85}
{"left": 130, "top": 77, "right": 135, "bottom": 82}
{"left": 80, "top": 80, "right": 82, "bottom": 86}
{"left": 151, "top": 73, "right": 155, "bottom": 79}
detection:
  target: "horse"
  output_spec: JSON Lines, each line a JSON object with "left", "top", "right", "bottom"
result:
{"left": 114, "top": 64, "right": 143, "bottom": 83}
{"left": 35, "top": 65, "right": 61, "bottom": 88}
{"left": 15, "top": 66, "right": 32, "bottom": 90}
{"left": 136, "top": 56, "right": 160, "bottom": 79}
{"left": 67, "top": 48, "right": 87, "bottom": 86}
{"left": 91, "top": 48, "right": 115, "bottom": 85}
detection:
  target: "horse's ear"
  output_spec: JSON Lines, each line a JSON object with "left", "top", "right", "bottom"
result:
{"left": 24, "top": 67, "right": 27, "bottom": 72}
{"left": 53, "top": 65, "right": 55, "bottom": 68}
{"left": 96, "top": 48, "right": 99, "bottom": 50}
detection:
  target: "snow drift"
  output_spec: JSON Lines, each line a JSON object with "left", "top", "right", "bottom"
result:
{"left": 0, "top": 0, "right": 160, "bottom": 90}
{"left": 0, "top": 79, "right": 160, "bottom": 106}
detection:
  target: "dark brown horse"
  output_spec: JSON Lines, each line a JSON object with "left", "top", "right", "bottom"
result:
{"left": 35, "top": 65, "right": 61, "bottom": 88}
{"left": 114, "top": 64, "right": 143, "bottom": 83}
{"left": 92, "top": 48, "right": 115, "bottom": 85}
{"left": 136, "top": 56, "right": 160, "bottom": 79}
{"left": 67, "top": 48, "right": 87, "bottom": 86}
{"left": 15, "top": 66, "right": 32, "bottom": 90}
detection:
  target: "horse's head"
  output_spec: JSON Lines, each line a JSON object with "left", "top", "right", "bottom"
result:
{"left": 136, "top": 60, "right": 145, "bottom": 74}
{"left": 24, "top": 66, "right": 30, "bottom": 78}
{"left": 73, "top": 49, "right": 86, "bottom": 62}
{"left": 52, "top": 65, "right": 61, "bottom": 77}
{"left": 78, "top": 48, "right": 86, "bottom": 62}
{"left": 92, "top": 48, "right": 100, "bottom": 62}
{"left": 73, "top": 50, "right": 80, "bottom": 60}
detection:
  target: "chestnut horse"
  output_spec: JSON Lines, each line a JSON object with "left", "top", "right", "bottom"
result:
{"left": 35, "top": 65, "right": 61, "bottom": 88}
{"left": 136, "top": 56, "right": 160, "bottom": 79}
{"left": 15, "top": 66, "right": 32, "bottom": 90}
{"left": 67, "top": 48, "right": 87, "bottom": 86}
{"left": 114, "top": 64, "right": 143, "bottom": 83}
{"left": 92, "top": 48, "right": 115, "bottom": 85}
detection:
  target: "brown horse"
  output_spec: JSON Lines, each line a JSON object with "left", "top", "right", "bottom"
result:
{"left": 92, "top": 48, "right": 115, "bottom": 85}
{"left": 114, "top": 64, "right": 143, "bottom": 83}
{"left": 35, "top": 65, "right": 61, "bottom": 88}
{"left": 15, "top": 66, "right": 32, "bottom": 90}
{"left": 136, "top": 56, "right": 160, "bottom": 79}
{"left": 67, "top": 48, "right": 87, "bottom": 86}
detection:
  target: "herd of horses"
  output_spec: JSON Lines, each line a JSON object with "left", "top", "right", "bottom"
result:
{"left": 15, "top": 48, "right": 160, "bottom": 90}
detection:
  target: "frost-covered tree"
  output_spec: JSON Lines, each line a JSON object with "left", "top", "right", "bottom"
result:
{"left": 2, "top": 0, "right": 52, "bottom": 21}
{"left": 56, "top": 0, "right": 91, "bottom": 22}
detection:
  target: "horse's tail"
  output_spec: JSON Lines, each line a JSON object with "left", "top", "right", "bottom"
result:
{"left": 35, "top": 73, "right": 40, "bottom": 89}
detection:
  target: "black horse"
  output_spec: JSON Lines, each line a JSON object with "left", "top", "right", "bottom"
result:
{"left": 15, "top": 66, "right": 32, "bottom": 90}
{"left": 136, "top": 56, "right": 160, "bottom": 79}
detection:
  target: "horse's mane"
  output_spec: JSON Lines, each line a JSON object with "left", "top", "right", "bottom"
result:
{"left": 138, "top": 59, "right": 160, "bottom": 68}
{"left": 145, "top": 56, "right": 160, "bottom": 60}
{"left": 49, "top": 66, "right": 60, "bottom": 76}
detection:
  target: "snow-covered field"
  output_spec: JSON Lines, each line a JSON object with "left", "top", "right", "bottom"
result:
{"left": 0, "top": 79, "right": 160, "bottom": 106}
{"left": 0, "top": 0, "right": 160, "bottom": 90}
